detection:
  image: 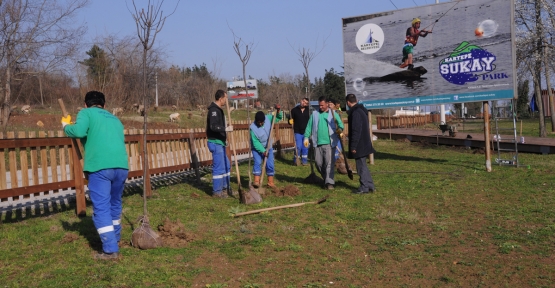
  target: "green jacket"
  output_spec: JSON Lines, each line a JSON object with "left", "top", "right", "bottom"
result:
{"left": 303, "top": 109, "right": 344, "bottom": 146}
{"left": 250, "top": 111, "right": 283, "bottom": 153}
{"left": 63, "top": 107, "right": 129, "bottom": 173}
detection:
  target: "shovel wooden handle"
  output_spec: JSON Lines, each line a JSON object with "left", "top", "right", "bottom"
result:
{"left": 58, "top": 98, "right": 69, "bottom": 117}
{"left": 234, "top": 195, "right": 328, "bottom": 217}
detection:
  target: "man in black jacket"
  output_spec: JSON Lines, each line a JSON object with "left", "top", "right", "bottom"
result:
{"left": 289, "top": 97, "right": 310, "bottom": 165}
{"left": 206, "top": 89, "right": 233, "bottom": 198}
{"left": 346, "top": 94, "right": 376, "bottom": 194}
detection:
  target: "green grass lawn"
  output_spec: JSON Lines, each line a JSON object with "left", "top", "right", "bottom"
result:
{"left": 1, "top": 140, "right": 555, "bottom": 287}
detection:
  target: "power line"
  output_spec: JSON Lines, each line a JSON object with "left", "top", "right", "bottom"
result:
{"left": 389, "top": 0, "right": 398, "bottom": 9}
{"left": 412, "top": 0, "right": 419, "bottom": 6}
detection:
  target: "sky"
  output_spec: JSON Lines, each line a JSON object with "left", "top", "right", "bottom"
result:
{"left": 77, "top": 0, "right": 447, "bottom": 82}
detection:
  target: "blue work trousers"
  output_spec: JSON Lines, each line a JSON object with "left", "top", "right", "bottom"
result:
{"left": 88, "top": 168, "right": 128, "bottom": 254}
{"left": 253, "top": 149, "right": 274, "bottom": 176}
{"left": 294, "top": 133, "right": 309, "bottom": 164}
{"left": 208, "top": 142, "right": 230, "bottom": 193}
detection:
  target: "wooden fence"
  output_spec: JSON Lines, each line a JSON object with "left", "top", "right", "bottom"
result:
{"left": 0, "top": 121, "right": 297, "bottom": 216}
{"left": 376, "top": 114, "right": 453, "bottom": 129}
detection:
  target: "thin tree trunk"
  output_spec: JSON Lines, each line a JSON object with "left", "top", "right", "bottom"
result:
{"left": 544, "top": 46, "right": 555, "bottom": 132}
{"left": 534, "top": 0, "right": 547, "bottom": 137}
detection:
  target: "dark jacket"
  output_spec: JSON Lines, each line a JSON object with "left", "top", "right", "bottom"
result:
{"left": 290, "top": 105, "right": 309, "bottom": 134}
{"left": 206, "top": 102, "right": 227, "bottom": 143}
{"left": 347, "top": 103, "right": 375, "bottom": 159}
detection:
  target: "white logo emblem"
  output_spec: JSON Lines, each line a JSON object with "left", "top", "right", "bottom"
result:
{"left": 356, "top": 24, "right": 384, "bottom": 54}
{"left": 212, "top": 111, "right": 217, "bottom": 116}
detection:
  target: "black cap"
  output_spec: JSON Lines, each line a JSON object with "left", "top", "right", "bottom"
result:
{"left": 255, "top": 111, "right": 265, "bottom": 122}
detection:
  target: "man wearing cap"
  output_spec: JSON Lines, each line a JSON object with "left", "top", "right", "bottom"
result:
{"left": 400, "top": 18, "right": 431, "bottom": 70}
{"left": 62, "top": 91, "right": 129, "bottom": 260}
{"left": 289, "top": 97, "right": 310, "bottom": 166}
{"left": 250, "top": 105, "right": 283, "bottom": 188}
{"left": 303, "top": 96, "right": 344, "bottom": 190}
{"left": 206, "top": 89, "right": 233, "bottom": 198}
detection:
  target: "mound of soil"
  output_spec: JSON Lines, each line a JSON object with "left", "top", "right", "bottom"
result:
{"left": 157, "top": 218, "right": 196, "bottom": 248}
{"left": 272, "top": 184, "right": 301, "bottom": 197}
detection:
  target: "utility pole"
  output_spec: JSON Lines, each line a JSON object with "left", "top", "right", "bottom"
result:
{"left": 436, "top": 0, "right": 446, "bottom": 124}
{"left": 155, "top": 71, "right": 159, "bottom": 108}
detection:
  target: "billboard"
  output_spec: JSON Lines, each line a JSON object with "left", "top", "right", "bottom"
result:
{"left": 226, "top": 80, "right": 258, "bottom": 99}
{"left": 342, "top": 0, "right": 516, "bottom": 109}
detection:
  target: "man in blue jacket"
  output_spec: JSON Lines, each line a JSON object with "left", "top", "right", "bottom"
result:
{"left": 346, "top": 94, "right": 376, "bottom": 193}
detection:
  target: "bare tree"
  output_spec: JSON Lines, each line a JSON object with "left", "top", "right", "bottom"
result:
{"left": 288, "top": 33, "right": 330, "bottom": 99}
{"left": 229, "top": 25, "right": 255, "bottom": 115}
{"left": 515, "top": 0, "right": 554, "bottom": 137}
{"left": 0, "top": 0, "right": 89, "bottom": 130}
{"left": 130, "top": 0, "right": 178, "bottom": 200}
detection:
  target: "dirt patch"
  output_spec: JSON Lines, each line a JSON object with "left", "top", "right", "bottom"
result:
{"left": 157, "top": 218, "right": 196, "bottom": 248}
{"left": 272, "top": 184, "right": 301, "bottom": 197}
{"left": 60, "top": 232, "right": 80, "bottom": 244}
{"left": 6, "top": 113, "right": 179, "bottom": 132}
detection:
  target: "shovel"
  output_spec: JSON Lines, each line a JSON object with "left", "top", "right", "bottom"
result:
{"left": 233, "top": 195, "right": 328, "bottom": 217}
{"left": 332, "top": 110, "right": 353, "bottom": 180}
{"left": 258, "top": 107, "right": 279, "bottom": 195}
{"left": 225, "top": 96, "right": 262, "bottom": 204}
{"left": 339, "top": 138, "right": 354, "bottom": 180}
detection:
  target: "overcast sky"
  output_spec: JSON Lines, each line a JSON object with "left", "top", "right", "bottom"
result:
{"left": 77, "top": 0, "right": 447, "bottom": 81}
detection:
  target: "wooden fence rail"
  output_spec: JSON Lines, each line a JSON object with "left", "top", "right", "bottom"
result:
{"left": 0, "top": 120, "right": 298, "bottom": 216}
{"left": 376, "top": 114, "right": 453, "bottom": 130}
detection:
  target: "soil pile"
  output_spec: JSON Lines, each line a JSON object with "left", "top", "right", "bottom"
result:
{"left": 157, "top": 218, "right": 196, "bottom": 248}
{"left": 272, "top": 184, "right": 301, "bottom": 197}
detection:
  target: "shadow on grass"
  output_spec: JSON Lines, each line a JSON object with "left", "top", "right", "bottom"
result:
{"left": 0, "top": 196, "right": 77, "bottom": 224}
{"left": 60, "top": 216, "right": 102, "bottom": 252}
{"left": 375, "top": 151, "right": 449, "bottom": 163}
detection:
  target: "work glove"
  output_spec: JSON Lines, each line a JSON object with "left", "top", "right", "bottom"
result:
{"left": 303, "top": 138, "right": 309, "bottom": 148}
{"left": 61, "top": 115, "right": 72, "bottom": 127}
{"left": 339, "top": 132, "right": 345, "bottom": 140}
{"left": 225, "top": 125, "right": 233, "bottom": 132}
{"left": 335, "top": 128, "right": 343, "bottom": 135}
{"left": 288, "top": 119, "right": 294, "bottom": 125}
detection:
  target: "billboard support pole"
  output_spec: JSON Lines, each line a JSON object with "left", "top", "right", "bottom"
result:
{"left": 483, "top": 101, "right": 492, "bottom": 172}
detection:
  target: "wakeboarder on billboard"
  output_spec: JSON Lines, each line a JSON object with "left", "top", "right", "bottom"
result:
{"left": 342, "top": 0, "right": 516, "bottom": 109}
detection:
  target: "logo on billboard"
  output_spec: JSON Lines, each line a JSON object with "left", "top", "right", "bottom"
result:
{"left": 439, "top": 41, "right": 497, "bottom": 85}
{"left": 355, "top": 24, "right": 384, "bottom": 54}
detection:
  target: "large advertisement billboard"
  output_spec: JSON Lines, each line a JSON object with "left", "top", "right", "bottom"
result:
{"left": 226, "top": 80, "right": 259, "bottom": 99}
{"left": 342, "top": 0, "right": 516, "bottom": 109}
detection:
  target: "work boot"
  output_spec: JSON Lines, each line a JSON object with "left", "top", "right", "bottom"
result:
{"left": 253, "top": 175, "right": 261, "bottom": 188}
{"left": 94, "top": 252, "right": 119, "bottom": 260}
{"left": 267, "top": 176, "right": 276, "bottom": 188}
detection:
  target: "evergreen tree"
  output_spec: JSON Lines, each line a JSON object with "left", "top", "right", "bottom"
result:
{"left": 80, "top": 45, "right": 112, "bottom": 89}
{"left": 323, "top": 68, "right": 346, "bottom": 108}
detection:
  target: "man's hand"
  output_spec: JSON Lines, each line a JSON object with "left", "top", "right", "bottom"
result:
{"left": 274, "top": 104, "right": 281, "bottom": 111}
{"left": 335, "top": 128, "right": 343, "bottom": 135}
{"left": 225, "top": 125, "right": 233, "bottom": 132}
{"left": 303, "top": 138, "right": 309, "bottom": 148}
{"left": 339, "top": 133, "right": 345, "bottom": 139}
{"left": 351, "top": 150, "right": 356, "bottom": 154}
{"left": 61, "top": 115, "right": 72, "bottom": 127}
{"left": 263, "top": 151, "right": 268, "bottom": 157}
